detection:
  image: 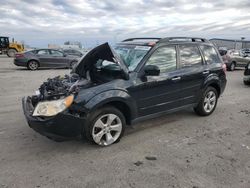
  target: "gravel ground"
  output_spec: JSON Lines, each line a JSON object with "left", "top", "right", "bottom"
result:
{"left": 0, "top": 55, "right": 250, "bottom": 188}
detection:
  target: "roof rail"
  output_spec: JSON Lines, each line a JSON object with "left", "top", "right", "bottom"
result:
{"left": 159, "top": 37, "right": 209, "bottom": 43}
{"left": 122, "top": 38, "right": 161, "bottom": 42}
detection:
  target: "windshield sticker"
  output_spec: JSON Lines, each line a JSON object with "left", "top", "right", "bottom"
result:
{"left": 135, "top": 46, "right": 151, "bottom": 50}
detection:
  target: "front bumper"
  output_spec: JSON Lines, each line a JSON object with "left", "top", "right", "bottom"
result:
{"left": 22, "top": 97, "right": 84, "bottom": 140}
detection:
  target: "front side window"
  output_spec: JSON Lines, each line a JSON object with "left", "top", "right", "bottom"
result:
{"left": 146, "top": 46, "right": 177, "bottom": 73}
{"left": 179, "top": 45, "right": 202, "bottom": 68}
{"left": 200, "top": 45, "right": 221, "bottom": 64}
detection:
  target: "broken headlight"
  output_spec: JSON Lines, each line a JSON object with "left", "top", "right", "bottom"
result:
{"left": 33, "top": 95, "right": 74, "bottom": 117}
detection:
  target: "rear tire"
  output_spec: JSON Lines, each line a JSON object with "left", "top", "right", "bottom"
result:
{"left": 27, "top": 60, "right": 39, "bottom": 70}
{"left": 244, "top": 80, "right": 250, "bottom": 85}
{"left": 7, "top": 49, "right": 17, "bottom": 57}
{"left": 194, "top": 87, "right": 218, "bottom": 116}
{"left": 83, "top": 106, "right": 125, "bottom": 146}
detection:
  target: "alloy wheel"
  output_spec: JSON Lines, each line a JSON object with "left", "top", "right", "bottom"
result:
{"left": 203, "top": 91, "right": 216, "bottom": 113}
{"left": 92, "top": 114, "right": 122, "bottom": 146}
{"left": 28, "top": 61, "right": 38, "bottom": 70}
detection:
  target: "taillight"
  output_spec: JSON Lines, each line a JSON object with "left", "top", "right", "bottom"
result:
{"left": 15, "top": 54, "right": 24, "bottom": 58}
{"left": 222, "top": 63, "right": 227, "bottom": 73}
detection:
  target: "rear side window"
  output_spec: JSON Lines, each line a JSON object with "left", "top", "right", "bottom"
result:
{"left": 37, "top": 49, "right": 49, "bottom": 55}
{"left": 179, "top": 45, "right": 202, "bottom": 68}
{"left": 201, "top": 45, "right": 221, "bottom": 64}
{"left": 146, "top": 46, "right": 177, "bottom": 73}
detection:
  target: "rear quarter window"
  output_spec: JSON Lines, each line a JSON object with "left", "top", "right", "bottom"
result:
{"left": 201, "top": 45, "right": 221, "bottom": 64}
{"left": 179, "top": 45, "right": 202, "bottom": 68}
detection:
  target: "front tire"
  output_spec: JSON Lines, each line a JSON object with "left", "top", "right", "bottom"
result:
{"left": 84, "top": 106, "right": 125, "bottom": 146}
{"left": 194, "top": 87, "right": 218, "bottom": 116}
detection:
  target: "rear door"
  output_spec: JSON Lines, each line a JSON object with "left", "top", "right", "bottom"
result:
{"left": 176, "top": 44, "right": 206, "bottom": 106}
{"left": 36, "top": 49, "right": 51, "bottom": 67}
{"left": 129, "top": 45, "right": 183, "bottom": 117}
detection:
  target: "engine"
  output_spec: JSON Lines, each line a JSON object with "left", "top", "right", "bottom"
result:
{"left": 30, "top": 73, "right": 93, "bottom": 106}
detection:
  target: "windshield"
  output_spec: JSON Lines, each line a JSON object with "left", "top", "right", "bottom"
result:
{"left": 114, "top": 45, "right": 151, "bottom": 71}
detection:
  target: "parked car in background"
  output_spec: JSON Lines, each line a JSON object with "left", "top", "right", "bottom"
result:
{"left": 243, "top": 62, "right": 250, "bottom": 85}
{"left": 219, "top": 49, "right": 250, "bottom": 71}
{"left": 14, "top": 49, "right": 79, "bottom": 70}
{"left": 62, "top": 49, "right": 83, "bottom": 57}
{"left": 241, "top": 48, "right": 250, "bottom": 57}
{"left": 22, "top": 37, "right": 226, "bottom": 146}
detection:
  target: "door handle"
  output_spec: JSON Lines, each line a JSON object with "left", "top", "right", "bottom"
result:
{"left": 202, "top": 70, "right": 209, "bottom": 74}
{"left": 171, "top": 76, "right": 181, "bottom": 81}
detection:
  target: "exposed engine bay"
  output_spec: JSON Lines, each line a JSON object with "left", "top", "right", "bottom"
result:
{"left": 30, "top": 73, "right": 93, "bottom": 106}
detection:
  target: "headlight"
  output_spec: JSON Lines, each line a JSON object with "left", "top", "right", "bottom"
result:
{"left": 33, "top": 95, "right": 74, "bottom": 117}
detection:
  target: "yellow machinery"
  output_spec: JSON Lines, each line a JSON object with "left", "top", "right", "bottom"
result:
{"left": 0, "top": 36, "right": 24, "bottom": 57}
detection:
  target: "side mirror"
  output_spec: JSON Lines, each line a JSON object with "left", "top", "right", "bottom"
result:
{"left": 144, "top": 65, "right": 160, "bottom": 76}
{"left": 63, "top": 53, "right": 67, "bottom": 57}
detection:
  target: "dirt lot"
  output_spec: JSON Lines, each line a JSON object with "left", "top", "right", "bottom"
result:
{"left": 0, "top": 55, "right": 249, "bottom": 188}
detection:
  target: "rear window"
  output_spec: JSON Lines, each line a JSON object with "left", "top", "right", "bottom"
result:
{"left": 179, "top": 45, "right": 202, "bottom": 68}
{"left": 201, "top": 45, "right": 221, "bottom": 64}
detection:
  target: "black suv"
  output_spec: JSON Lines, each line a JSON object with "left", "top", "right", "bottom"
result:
{"left": 244, "top": 62, "right": 250, "bottom": 85}
{"left": 22, "top": 37, "right": 227, "bottom": 146}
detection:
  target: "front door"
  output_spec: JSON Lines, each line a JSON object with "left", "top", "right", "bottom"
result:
{"left": 36, "top": 49, "right": 51, "bottom": 67}
{"left": 129, "top": 45, "right": 183, "bottom": 117}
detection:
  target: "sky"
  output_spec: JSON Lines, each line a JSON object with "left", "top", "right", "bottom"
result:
{"left": 1, "top": 0, "right": 250, "bottom": 48}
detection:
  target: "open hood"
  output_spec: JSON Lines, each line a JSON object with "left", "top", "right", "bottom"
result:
{"left": 74, "top": 43, "right": 129, "bottom": 79}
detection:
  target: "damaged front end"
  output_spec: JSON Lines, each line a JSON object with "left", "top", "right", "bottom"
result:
{"left": 31, "top": 73, "right": 93, "bottom": 106}
{"left": 22, "top": 74, "right": 92, "bottom": 140}
{"left": 22, "top": 42, "right": 128, "bottom": 140}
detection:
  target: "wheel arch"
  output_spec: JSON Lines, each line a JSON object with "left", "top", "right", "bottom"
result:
{"left": 101, "top": 101, "right": 133, "bottom": 125}
{"left": 203, "top": 75, "right": 221, "bottom": 96}
{"left": 83, "top": 90, "right": 137, "bottom": 125}
{"left": 207, "top": 82, "right": 221, "bottom": 96}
